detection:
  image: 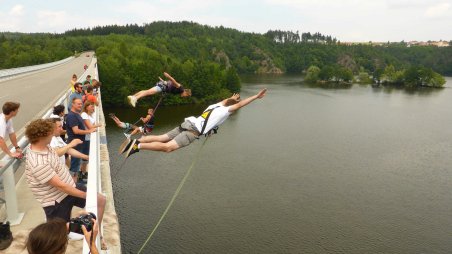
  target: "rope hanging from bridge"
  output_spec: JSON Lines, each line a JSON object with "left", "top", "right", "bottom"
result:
{"left": 137, "top": 137, "right": 209, "bottom": 254}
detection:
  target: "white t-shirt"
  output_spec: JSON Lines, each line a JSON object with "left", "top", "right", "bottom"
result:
{"left": 0, "top": 113, "right": 14, "bottom": 140}
{"left": 81, "top": 112, "right": 95, "bottom": 141}
{"left": 49, "top": 114, "right": 64, "bottom": 123}
{"left": 186, "top": 103, "right": 231, "bottom": 134}
{"left": 50, "top": 136, "right": 67, "bottom": 165}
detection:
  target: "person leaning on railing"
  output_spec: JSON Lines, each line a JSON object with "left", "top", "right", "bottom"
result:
{"left": 24, "top": 119, "right": 107, "bottom": 250}
{"left": 0, "top": 102, "right": 22, "bottom": 158}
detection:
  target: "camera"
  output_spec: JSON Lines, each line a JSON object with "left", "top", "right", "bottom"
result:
{"left": 68, "top": 212, "right": 96, "bottom": 234}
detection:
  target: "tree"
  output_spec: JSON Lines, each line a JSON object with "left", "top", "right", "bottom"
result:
{"left": 304, "top": 65, "right": 320, "bottom": 83}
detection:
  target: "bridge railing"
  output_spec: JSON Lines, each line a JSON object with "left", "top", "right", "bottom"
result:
{"left": 0, "top": 55, "right": 99, "bottom": 226}
{"left": 0, "top": 56, "right": 74, "bottom": 81}
{"left": 83, "top": 58, "right": 103, "bottom": 254}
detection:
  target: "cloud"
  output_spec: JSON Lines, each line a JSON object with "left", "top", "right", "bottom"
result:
{"left": 425, "top": 2, "right": 451, "bottom": 17}
{"left": 9, "top": 4, "right": 24, "bottom": 16}
{"left": 36, "top": 10, "right": 68, "bottom": 30}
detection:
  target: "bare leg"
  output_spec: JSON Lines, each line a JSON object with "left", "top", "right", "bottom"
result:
{"left": 130, "top": 127, "right": 141, "bottom": 136}
{"left": 139, "top": 139, "right": 180, "bottom": 153}
{"left": 133, "top": 87, "right": 160, "bottom": 100}
{"left": 80, "top": 162, "right": 87, "bottom": 173}
{"left": 138, "top": 133, "right": 171, "bottom": 143}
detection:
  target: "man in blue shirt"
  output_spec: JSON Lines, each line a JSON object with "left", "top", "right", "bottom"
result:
{"left": 66, "top": 98, "right": 95, "bottom": 181}
{"left": 67, "top": 83, "right": 83, "bottom": 112}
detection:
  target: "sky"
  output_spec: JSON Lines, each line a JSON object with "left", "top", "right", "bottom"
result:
{"left": 0, "top": 0, "right": 451, "bottom": 42}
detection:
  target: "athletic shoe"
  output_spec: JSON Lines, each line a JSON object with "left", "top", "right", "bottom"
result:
{"left": 119, "top": 138, "right": 132, "bottom": 154}
{"left": 127, "top": 95, "right": 137, "bottom": 107}
{"left": 125, "top": 140, "right": 140, "bottom": 158}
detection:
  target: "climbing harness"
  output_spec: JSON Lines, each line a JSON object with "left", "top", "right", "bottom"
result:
{"left": 137, "top": 137, "right": 209, "bottom": 254}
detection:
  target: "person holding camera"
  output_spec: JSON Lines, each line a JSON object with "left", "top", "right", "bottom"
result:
{"left": 24, "top": 119, "right": 107, "bottom": 249}
{"left": 27, "top": 216, "right": 100, "bottom": 254}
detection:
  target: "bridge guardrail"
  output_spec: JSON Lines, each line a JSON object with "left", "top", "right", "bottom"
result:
{"left": 0, "top": 56, "right": 97, "bottom": 226}
{"left": 0, "top": 56, "right": 74, "bottom": 81}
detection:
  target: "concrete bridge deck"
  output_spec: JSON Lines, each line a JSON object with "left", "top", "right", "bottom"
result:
{"left": 0, "top": 53, "right": 120, "bottom": 253}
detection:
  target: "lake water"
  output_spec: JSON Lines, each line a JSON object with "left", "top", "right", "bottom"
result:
{"left": 106, "top": 76, "right": 452, "bottom": 253}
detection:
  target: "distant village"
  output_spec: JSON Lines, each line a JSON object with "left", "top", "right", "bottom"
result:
{"left": 340, "top": 40, "right": 451, "bottom": 47}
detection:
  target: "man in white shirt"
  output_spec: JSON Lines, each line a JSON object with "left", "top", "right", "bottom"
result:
{"left": 0, "top": 102, "right": 22, "bottom": 158}
{"left": 49, "top": 118, "right": 88, "bottom": 165}
{"left": 122, "top": 88, "right": 267, "bottom": 157}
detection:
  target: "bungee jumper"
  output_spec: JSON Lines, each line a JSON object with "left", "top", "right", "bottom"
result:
{"left": 127, "top": 72, "right": 191, "bottom": 107}
{"left": 120, "top": 88, "right": 267, "bottom": 157}
{"left": 109, "top": 107, "right": 155, "bottom": 137}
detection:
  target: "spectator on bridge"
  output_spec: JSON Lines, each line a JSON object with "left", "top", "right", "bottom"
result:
{"left": 70, "top": 74, "right": 78, "bottom": 93}
{"left": 83, "top": 85, "right": 98, "bottom": 106}
{"left": 92, "top": 79, "right": 102, "bottom": 96}
{"left": 127, "top": 72, "right": 191, "bottom": 107}
{"left": 81, "top": 81, "right": 91, "bottom": 95}
{"left": 86, "top": 75, "right": 92, "bottom": 84}
{"left": 80, "top": 101, "right": 102, "bottom": 179}
{"left": 27, "top": 217, "right": 100, "bottom": 254}
{"left": 66, "top": 98, "right": 96, "bottom": 182}
{"left": 49, "top": 118, "right": 88, "bottom": 169}
{"left": 0, "top": 102, "right": 22, "bottom": 158}
{"left": 67, "top": 83, "right": 83, "bottom": 112}
{"left": 24, "top": 118, "right": 106, "bottom": 250}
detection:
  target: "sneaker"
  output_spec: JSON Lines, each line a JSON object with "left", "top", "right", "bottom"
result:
{"left": 125, "top": 140, "right": 140, "bottom": 158}
{"left": 0, "top": 221, "right": 13, "bottom": 250}
{"left": 127, "top": 95, "right": 137, "bottom": 107}
{"left": 119, "top": 138, "right": 132, "bottom": 154}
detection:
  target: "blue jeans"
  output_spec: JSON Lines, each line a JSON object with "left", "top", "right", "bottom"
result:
{"left": 69, "top": 143, "right": 83, "bottom": 175}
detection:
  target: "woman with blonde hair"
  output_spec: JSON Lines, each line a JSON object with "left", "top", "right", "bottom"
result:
{"left": 69, "top": 74, "right": 77, "bottom": 92}
{"left": 79, "top": 101, "right": 102, "bottom": 180}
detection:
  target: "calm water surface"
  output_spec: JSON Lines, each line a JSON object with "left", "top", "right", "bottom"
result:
{"left": 106, "top": 76, "right": 452, "bottom": 253}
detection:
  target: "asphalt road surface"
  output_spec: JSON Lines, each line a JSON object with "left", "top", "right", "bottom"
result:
{"left": 0, "top": 52, "right": 93, "bottom": 138}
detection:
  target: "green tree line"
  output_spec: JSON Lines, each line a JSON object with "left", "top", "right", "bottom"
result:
{"left": 1, "top": 21, "right": 451, "bottom": 105}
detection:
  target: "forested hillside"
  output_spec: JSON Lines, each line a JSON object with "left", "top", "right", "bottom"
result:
{"left": 1, "top": 21, "right": 451, "bottom": 105}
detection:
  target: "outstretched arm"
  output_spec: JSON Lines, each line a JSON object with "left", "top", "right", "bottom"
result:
{"left": 228, "top": 89, "right": 267, "bottom": 113}
{"left": 163, "top": 72, "right": 182, "bottom": 88}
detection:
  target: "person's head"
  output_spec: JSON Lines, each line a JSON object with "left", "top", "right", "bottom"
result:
{"left": 181, "top": 89, "right": 191, "bottom": 97}
{"left": 72, "top": 74, "right": 77, "bottom": 80}
{"left": 86, "top": 85, "right": 93, "bottom": 94}
{"left": 83, "top": 101, "right": 95, "bottom": 114}
{"left": 2, "top": 101, "right": 20, "bottom": 116}
{"left": 74, "top": 82, "right": 83, "bottom": 93}
{"left": 224, "top": 98, "right": 240, "bottom": 107}
{"left": 52, "top": 105, "right": 65, "bottom": 117}
{"left": 50, "top": 118, "right": 63, "bottom": 136}
{"left": 86, "top": 75, "right": 91, "bottom": 80}
{"left": 27, "top": 218, "right": 68, "bottom": 254}
{"left": 25, "top": 119, "right": 55, "bottom": 145}
{"left": 147, "top": 108, "right": 154, "bottom": 115}
{"left": 71, "top": 98, "right": 83, "bottom": 112}
{"left": 83, "top": 80, "right": 90, "bottom": 86}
